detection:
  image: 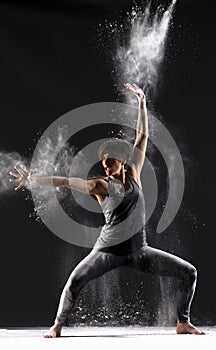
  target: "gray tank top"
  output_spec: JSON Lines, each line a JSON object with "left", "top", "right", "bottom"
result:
{"left": 94, "top": 175, "right": 147, "bottom": 255}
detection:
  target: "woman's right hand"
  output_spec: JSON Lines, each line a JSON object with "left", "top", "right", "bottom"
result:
{"left": 9, "top": 165, "right": 32, "bottom": 191}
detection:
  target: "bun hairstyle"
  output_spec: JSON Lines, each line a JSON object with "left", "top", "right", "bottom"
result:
{"left": 98, "top": 139, "right": 133, "bottom": 164}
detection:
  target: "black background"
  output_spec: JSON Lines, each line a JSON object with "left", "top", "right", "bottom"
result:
{"left": 0, "top": 0, "right": 215, "bottom": 327}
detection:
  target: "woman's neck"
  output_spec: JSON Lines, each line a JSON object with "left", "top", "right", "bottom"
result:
{"left": 110, "top": 167, "right": 126, "bottom": 184}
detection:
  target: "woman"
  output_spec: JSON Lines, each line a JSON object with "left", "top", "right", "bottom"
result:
{"left": 9, "top": 83, "right": 205, "bottom": 336}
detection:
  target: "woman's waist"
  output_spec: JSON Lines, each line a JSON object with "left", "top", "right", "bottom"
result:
{"left": 94, "top": 229, "right": 147, "bottom": 256}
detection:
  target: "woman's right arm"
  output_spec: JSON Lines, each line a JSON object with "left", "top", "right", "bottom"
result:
{"left": 9, "top": 166, "right": 107, "bottom": 195}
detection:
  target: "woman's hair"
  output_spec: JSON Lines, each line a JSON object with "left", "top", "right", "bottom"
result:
{"left": 98, "top": 139, "right": 133, "bottom": 163}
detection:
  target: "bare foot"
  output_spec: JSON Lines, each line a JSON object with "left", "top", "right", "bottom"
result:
{"left": 43, "top": 324, "right": 62, "bottom": 338}
{"left": 176, "top": 322, "right": 206, "bottom": 335}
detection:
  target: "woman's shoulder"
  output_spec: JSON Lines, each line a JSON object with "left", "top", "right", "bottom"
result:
{"left": 87, "top": 176, "right": 110, "bottom": 189}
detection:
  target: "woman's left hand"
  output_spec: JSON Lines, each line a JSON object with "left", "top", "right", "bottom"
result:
{"left": 124, "top": 83, "right": 145, "bottom": 100}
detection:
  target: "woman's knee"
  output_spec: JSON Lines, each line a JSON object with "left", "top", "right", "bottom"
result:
{"left": 65, "top": 271, "right": 83, "bottom": 296}
{"left": 191, "top": 264, "right": 197, "bottom": 280}
{"left": 185, "top": 263, "right": 197, "bottom": 284}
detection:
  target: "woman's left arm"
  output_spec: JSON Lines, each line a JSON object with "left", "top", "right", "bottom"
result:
{"left": 125, "top": 83, "right": 149, "bottom": 176}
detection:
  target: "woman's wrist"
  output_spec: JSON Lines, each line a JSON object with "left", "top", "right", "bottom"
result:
{"left": 139, "top": 97, "right": 146, "bottom": 107}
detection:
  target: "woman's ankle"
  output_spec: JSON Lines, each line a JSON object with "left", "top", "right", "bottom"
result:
{"left": 53, "top": 323, "right": 63, "bottom": 329}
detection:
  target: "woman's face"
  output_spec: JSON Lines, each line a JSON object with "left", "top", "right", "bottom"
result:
{"left": 101, "top": 154, "right": 123, "bottom": 176}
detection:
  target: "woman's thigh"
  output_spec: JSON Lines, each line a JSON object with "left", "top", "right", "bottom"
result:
{"left": 129, "top": 245, "right": 195, "bottom": 278}
{"left": 68, "top": 249, "right": 130, "bottom": 287}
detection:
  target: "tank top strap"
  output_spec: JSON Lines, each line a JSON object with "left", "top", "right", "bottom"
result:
{"left": 128, "top": 175, "right": 142, "bottom": 191}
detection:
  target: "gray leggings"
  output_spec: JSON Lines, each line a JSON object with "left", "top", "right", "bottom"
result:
{"left": 54, "top": 245, "right": 197, "bottom": 325}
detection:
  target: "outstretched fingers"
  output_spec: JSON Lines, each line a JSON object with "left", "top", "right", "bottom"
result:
{"left": 9, "top": 171, "right": 19, "bottom": 179}
{"left": 14, "top": 165, "right": 26, "bottom": 177}
{"left": 15, "top": 182, "right": 24, "bottom": 191}
{"left": 124, "top": 83, "right": 145, "bottom": 98}
{"left": 132, "top": 83, "right": 140, "bottom": 89}
{"left": 124, "top": 83, "right": 136, "bottom": 91}
{"left": 9, "top": 165, "right": 31, "bottom": 191}
{"left": 9, "top": 170, "right": 22, "bottom": 183}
